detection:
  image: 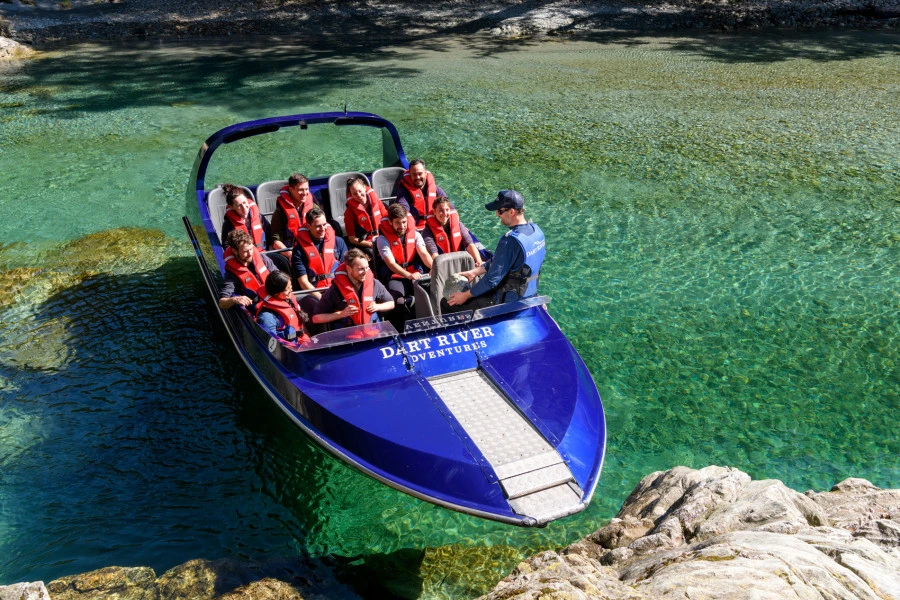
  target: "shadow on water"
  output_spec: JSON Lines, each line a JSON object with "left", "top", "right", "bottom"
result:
{"left": 662, "top": 29, "right": 900, "bottom": 63}
{"left": 2, "top": 8, "right": 897, "bottom": 119}
{"left": 0, "top": 254, "right": 301, "bottom": 578}
{"left": 0, "top": 243, "right": 481, "bottom": 598}
{"left": 0, "top": 36, "right": 423, "bottom": 116}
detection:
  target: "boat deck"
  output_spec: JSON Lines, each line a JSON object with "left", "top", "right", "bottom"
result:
{"left": 429, "top": 370, "right": 584, "bottom": 524}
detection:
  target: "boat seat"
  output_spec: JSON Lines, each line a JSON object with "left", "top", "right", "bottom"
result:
{"left": 327, "top": 172, "right": 370, "bottom": 233}
{"left": 256, "top": 180, "right": 287, "bottom": 217}
{"left": 207, "top": 184, "right": 255, "bottom": 244}
{"left": 420, "top": 251, "right": 475, "bottom": 317}
{"left": 372, "top": 167, "right": 405, "bottom": 203}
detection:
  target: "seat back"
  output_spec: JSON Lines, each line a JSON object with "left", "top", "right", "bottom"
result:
{"left": 327, "top": 172, "right": 370, "bottom": 232}
{"left": 372, "top": 167, "right": 405, "bottom": 203}
{"left": 256, "top": 180, "right": 287, "bottom": 218}
{"left": 429, "top": 251, "right": 476, "bottom": 316}
{"left": 207, "top": 185, "right": 254, "bottom": 244}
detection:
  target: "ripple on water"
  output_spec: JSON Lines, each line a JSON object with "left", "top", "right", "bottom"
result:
{"left": 1, "top": 31, "right": 899, "bottom": 598}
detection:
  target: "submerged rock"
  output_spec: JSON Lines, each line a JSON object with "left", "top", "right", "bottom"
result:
{"left": 47, "top": 567, "right": 157, "bottom": 600}
{"left": 0, "top": 227, "right": 180, "bottom": 311}
{"left": 479, "top": 466, "right": 900, "bottom": 600}
{"left": 44, "top": 557, "right": 358, "bottom": 600}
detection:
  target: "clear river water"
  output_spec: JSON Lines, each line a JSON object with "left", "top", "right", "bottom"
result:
{"left": 0, "top": 30, "right": 898, "bottom": 599}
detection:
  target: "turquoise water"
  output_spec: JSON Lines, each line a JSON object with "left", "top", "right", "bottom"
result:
{"left": 1, "top": 32, "right": 898, "bottom": 597}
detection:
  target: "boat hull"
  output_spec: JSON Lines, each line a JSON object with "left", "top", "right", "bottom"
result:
{"left": 183, "top": 112, "right": 606, "bottom": 525}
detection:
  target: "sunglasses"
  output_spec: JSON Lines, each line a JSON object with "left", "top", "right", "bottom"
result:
{"left": 496, "top": 208, "right": 511, "bottom": 215}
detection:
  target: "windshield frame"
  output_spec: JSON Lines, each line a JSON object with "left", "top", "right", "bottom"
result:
{"left": 191, "top": 111, "right": 407, "bottom": 196}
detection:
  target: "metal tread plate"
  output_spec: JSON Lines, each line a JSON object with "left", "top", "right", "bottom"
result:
{"left": 494, "top": 450, "right": 563, "bottom": 480}
{"left": 500, "top": 463, "right": 574, "bottom": 500}
{"left": 429, "top": 369, "right": 584, "bottom": 522}
{"left": 429, "top": 370, "right": 554, "bottom": 468}
{"left": 508, "top": 482, "right": 584, "bottom": 524}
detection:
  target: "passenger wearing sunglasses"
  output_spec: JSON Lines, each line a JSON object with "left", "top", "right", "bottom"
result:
{"left": 445, "top": 190, "right": 545, "bottom": 311}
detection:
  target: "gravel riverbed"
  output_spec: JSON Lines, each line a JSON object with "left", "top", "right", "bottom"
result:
{"left": 1, "top": 0, "right": 898, "bottom": 46}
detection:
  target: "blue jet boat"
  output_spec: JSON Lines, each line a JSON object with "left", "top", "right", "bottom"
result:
{"left": 183, "top": 111, "right": 606, "bottom": 526}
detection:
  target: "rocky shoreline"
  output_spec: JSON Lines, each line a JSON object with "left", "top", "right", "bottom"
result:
{"left": 2, "top": 466, "right": 898, "bottom": 599}
{"left": 0, "top": 0, "right": 898, "bottom": 49}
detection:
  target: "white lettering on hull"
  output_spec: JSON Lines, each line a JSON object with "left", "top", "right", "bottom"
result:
{"left": 383, "top": 328, "right": 494, "bottom": 363}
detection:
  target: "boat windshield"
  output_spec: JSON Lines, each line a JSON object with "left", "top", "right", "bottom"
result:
{"left": 303, "top": 321, "right": 399, "bottom": 350}
{"left": 204, "top": 121, "right": 400, "bottom": 186}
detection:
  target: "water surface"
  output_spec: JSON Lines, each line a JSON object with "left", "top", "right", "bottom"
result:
{"left": 1, "top": 31, "right": 898, "bottom": 598}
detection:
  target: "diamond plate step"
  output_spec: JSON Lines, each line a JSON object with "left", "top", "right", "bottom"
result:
{"left": 500, "top": 463, "right": 574, "bottom": 500}
{"left": 508, "top": 482, "right": 585, "bottom": 524}
{"left": 428, "top": 369, "right": 585, "bottom": 524}
{"left": 494, "top": 450, "right": 562, "bottom": 480}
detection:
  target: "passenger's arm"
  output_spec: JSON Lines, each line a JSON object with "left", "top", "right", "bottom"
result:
{"left": 219, "top": 295, "right": 252, "bottom": 309}
{"left": 415, "top": 234, "right": 433, "bottom": 270}
{"left": 218, "top": 277, "right": 252, "bottom": 309}
{"left": 312, "top": 292, "right": 357, "bottom": 324}
{"left": 369, "top": 283, "right": 396, "bottom": 314}
{"left": 344, "top": 212, "right": 367, "bottom": 248}
{"left": 459, "top": 263, "right": 487, "bottom": 283}
{"left": 368, "top": 298, "right": 395, "bottom": 314}
{"left": 469, "top": 239, "right": 521, "bottom": 298}
{"left": 297, "top": 274, "right": 317, "bottom": 292}
{"left": 312, "top": 304, "right": 358, "bottom": 324}
{"left": 465, "top": 243, "right": 483, "bottom": 267}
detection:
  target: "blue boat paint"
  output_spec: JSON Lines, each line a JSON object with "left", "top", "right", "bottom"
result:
{"left": 183, "top": 112, "right": 606, "bottom": 525}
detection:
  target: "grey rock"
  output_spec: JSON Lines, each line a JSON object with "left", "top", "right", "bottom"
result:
{"left": 807, "top": 477, "right": 900, "bottom": 532}
{"left": 587, "top": 516, "right": 654, "bottom": 550}
{"left": 693, "top": 478, "right": 830, "bottom": 539}
{"left": 478, "top": 466, "right": 900, "bottom": 600}
{"left": 479, "top": 550, "right": 650, "bottom": 600}
{"left": 621, "top": 531, "right": 889, "bottom": 600}
{"left": 0, "top": 582, "right": 50, "bottom": 600}
{"left": 617, "top": 465, "right": 750, "bottom": 524}
{"left": 0, "top": 35, "right": 33, "bottom": 59}
{"left": 854, "top": 519, "right": 900, "bottom": 549}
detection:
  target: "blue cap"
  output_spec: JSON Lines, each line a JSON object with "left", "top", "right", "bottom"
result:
{"left": 485, "top": 190, "right": 524, "bottom": 211}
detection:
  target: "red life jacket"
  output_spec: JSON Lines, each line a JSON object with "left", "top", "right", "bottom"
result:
{"left": 295, "top": 225, "right": 336, "bottom": 288}
{"left": 223, "top": 246, "right": 269, "bottom": 296}
{"left": 256, "top": 294, "right": 310, "bottom": 343}
{"left": 378, "top": 216, "right": 421, "bottom": 279}
{"left": 399, "top": 170, "right": 436, "bottom": 228}
{"left": 425, "top": 211, "right": 463, "bottom": 254}
{"left": 224, "top": 200, "right": 265, "bottom": 249}
{"left": 344, "top": 187, "right": 386, "bottom": 240}
{"left": 334, "top": 262, "right": 376, "bottom": 326}
{"left": 276, "top": 186, "right": 314, "bottom": 243}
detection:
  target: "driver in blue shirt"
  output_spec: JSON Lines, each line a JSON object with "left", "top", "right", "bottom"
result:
{"left": 446, "top": 190, "right": 546, "bottom": 312}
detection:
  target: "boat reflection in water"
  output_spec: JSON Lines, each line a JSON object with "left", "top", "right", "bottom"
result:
{"left": 183, "top": 111, "right": 606, "bottom": 526}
